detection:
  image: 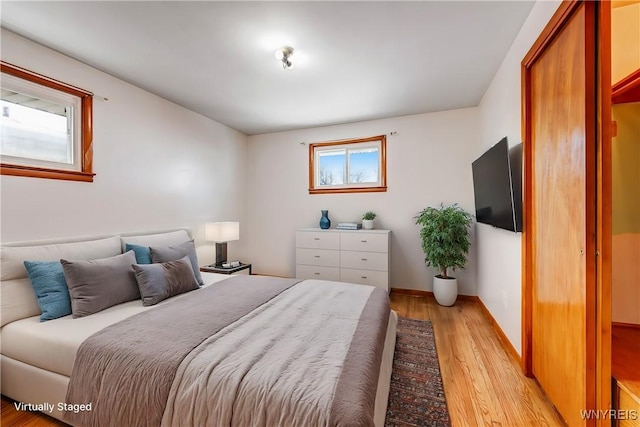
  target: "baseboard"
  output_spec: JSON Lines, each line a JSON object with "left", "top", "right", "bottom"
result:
{"left": 475, "top": 298, "right": 521, "bottom": 365}
{"left": 612, "top": 321, "right": 640, "bottom": 329}
{"left": 390, "top": 288, "right": 476, "bottom": 301}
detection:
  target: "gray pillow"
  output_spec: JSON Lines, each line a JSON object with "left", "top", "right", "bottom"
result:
{"left": 132, "top": 255, "right": 199, "bottom": 306}
{"left": 149, "top": 240, "right": 204, "bottom": 286}
{"left": 61, "top": 251, "right": 140, "bottom": 318}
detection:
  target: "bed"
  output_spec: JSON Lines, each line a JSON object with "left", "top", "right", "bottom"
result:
{"left": 0, "top": 229, "right": 398, "bottom": 426}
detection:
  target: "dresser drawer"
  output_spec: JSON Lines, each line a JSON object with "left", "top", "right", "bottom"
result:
{"left": 296, "top": 231, "right": 339, "bottom": 250}
{"left": 340, "top": 268, "right": 389, "bottom": 291}
{"left": 296, "top": 248, "right": 339, "bottom": 267}
{"left": 340, "top": 251, "right": 388, "bottom": 271}
{"left": 340, "top": 232, "right": 388, "bottom": 253}
{"left": 296, "top": 265, "right": 340, "bottom": 281}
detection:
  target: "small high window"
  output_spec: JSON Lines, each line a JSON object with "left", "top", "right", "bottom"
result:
{"left": 308, "top": 135, "right": 387, "bottom": 194}
{"left": 1, "top": 61, "right": 94, "bottom": 182}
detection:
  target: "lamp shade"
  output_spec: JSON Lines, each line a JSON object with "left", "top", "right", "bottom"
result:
{"left": 205, "top": 222, "right": 240, "bottom": 242}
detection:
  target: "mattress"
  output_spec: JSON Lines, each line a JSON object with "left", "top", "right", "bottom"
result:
{"left": 0, "top": 272, "right": 230, "bottom": 377}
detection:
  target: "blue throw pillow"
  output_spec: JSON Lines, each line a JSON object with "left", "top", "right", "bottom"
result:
{"left": 126, "top": 243, "right": 152, "bottom": 264}
{"left": 23, "top": 261, "right": 72, "bottom": 322}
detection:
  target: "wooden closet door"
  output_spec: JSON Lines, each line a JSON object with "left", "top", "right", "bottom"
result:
{"left": 523, "top": 2, "right": 599, "bottom": 425}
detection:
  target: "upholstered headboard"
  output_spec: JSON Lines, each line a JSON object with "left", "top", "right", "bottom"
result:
{"left": 0, "top": 229, "right": 192, "bottom": 327}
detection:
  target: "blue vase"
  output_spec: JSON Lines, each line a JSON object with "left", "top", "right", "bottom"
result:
{"left": 319, "top": 210, "right": 331, "bottom": 229}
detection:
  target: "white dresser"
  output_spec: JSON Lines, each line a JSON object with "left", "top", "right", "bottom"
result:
{"left": 295, "top": 228, "right": 391, "bottom": 292}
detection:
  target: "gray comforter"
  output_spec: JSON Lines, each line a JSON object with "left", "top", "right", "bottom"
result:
{"left": 65, "top": 276, "right": 390, "bottom": 427}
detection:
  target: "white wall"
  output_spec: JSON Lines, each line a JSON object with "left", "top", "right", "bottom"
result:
{"left": 246, "top": 108, "right": 480, "bottom": 294}
{"left": 612, "top": 3, "right": 640, "bottom": 83}
{"left": 0, "top": 30, "right": 248, "bottom": 265}
{"left": 475, "top": 0, "right": 561, "bottom": 354}
{"left": 1, "top": 1, "right": 567, "bottom": 345}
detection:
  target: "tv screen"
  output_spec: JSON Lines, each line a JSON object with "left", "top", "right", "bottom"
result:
{"left": 472, "top": 137, "right": 522, "bottom": 232}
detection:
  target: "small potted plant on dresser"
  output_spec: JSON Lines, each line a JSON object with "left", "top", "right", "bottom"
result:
{"left": 362, "top": 211, "right": 376, "bottom": 230}
{"left": 415, "top": 204, "right": 472, "bottom": 306}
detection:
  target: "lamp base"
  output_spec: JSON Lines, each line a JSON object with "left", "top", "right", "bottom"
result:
{"left": 214, "top": 242, "right": 228, "bottom": 267}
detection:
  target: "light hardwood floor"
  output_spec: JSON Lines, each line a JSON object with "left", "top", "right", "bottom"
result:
{"left": 1, "top": 294, "right": 563, "bottom": 427}
{"left": 1, "top": 399, "right": 67, "bottom": 427}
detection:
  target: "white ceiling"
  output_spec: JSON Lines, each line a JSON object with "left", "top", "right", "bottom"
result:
{"left": 0, "top": 1, "right": 535, "bottom": 135}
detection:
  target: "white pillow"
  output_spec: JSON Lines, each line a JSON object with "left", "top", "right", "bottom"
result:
{"left": 1, "top": 236, "right": 122, "bottom": 281}
{"left": 119, "top": 230, "right": 191, "bottom": 252}
{"left": 1, "top": 236, "right": 122, "bottom": 326}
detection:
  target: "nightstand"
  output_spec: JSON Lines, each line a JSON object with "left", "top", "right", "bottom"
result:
{"left": 200, "top": 263, "right": 252, "bottom": 275}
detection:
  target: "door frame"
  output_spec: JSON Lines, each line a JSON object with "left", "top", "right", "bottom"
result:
{"left": 521, "top": 0, "right": 612, "bottom": 424}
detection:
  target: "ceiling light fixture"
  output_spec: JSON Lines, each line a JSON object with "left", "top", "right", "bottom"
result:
{"left": 274, "top": 46, "right": 294, "bottom": 70}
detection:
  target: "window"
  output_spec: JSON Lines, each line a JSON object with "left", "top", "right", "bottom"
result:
{"left": 1, "top": 61, "right": 94, "bottom": 182}
{"left": 309, "top": 135, "right": 386, "bottom": 194}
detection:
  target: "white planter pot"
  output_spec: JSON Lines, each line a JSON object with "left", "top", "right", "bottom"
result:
{"left": 362, "top": 219, "right": 374, "bottom": 230}
{"left": 433, "top": 276, "right": 458, "bottom": 306}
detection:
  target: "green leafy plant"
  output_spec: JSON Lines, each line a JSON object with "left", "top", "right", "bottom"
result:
{"left": 415, "top": 204, "right": 473, "bottom": 279}
{"left": 362, "top": 211, "right": 377, "bottom": 220}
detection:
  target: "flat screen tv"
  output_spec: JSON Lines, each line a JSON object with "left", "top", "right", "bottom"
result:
{"left": 472, "top": 137, "right": 522, "bottom": 232}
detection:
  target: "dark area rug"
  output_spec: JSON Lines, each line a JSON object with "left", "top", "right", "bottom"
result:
{"left": 385, "top": 317, "right": 451, "bottom": 427}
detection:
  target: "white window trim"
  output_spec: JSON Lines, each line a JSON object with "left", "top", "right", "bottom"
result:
{"left": 314, "top": 141, "right": 382, "bottom": 188}
{"left": 1, "top": 72, "right": 82, "bottom": 172}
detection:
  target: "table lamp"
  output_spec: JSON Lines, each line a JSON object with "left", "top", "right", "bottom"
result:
{"left": 205, "top": 222, "right": 240, "bottom": 266}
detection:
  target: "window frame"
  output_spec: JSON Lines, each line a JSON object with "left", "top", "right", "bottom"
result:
{"left": 308, "top": 135, "right": 387, "bottom": 194}
{"left": 1, "top": 61, "right": 94, "bottom": 182}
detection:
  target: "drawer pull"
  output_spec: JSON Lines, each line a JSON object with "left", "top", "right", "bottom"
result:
{"left": 314, "top": 255, "right": 320, "bottom": 258}
{"left": 361, "top": 258, "right": 368, "bottom": 261}
{"left": 360, "top": 276, "right": 368, "bottom": 279}
{"left": 314, "top": 238, "right": 320, "bottom": 240}
{"left": 314, "top": 272, "right": 320, "bottom": 275}
{"left": 360, "top": 240, "right": 368, "bottom": 243}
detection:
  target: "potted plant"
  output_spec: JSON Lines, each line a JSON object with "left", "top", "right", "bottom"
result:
{"left": 362, "top": 211, "right": 376, "bottom": 230}
{"left": 415, "top": 204, "right": 472, "bottom": 306}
